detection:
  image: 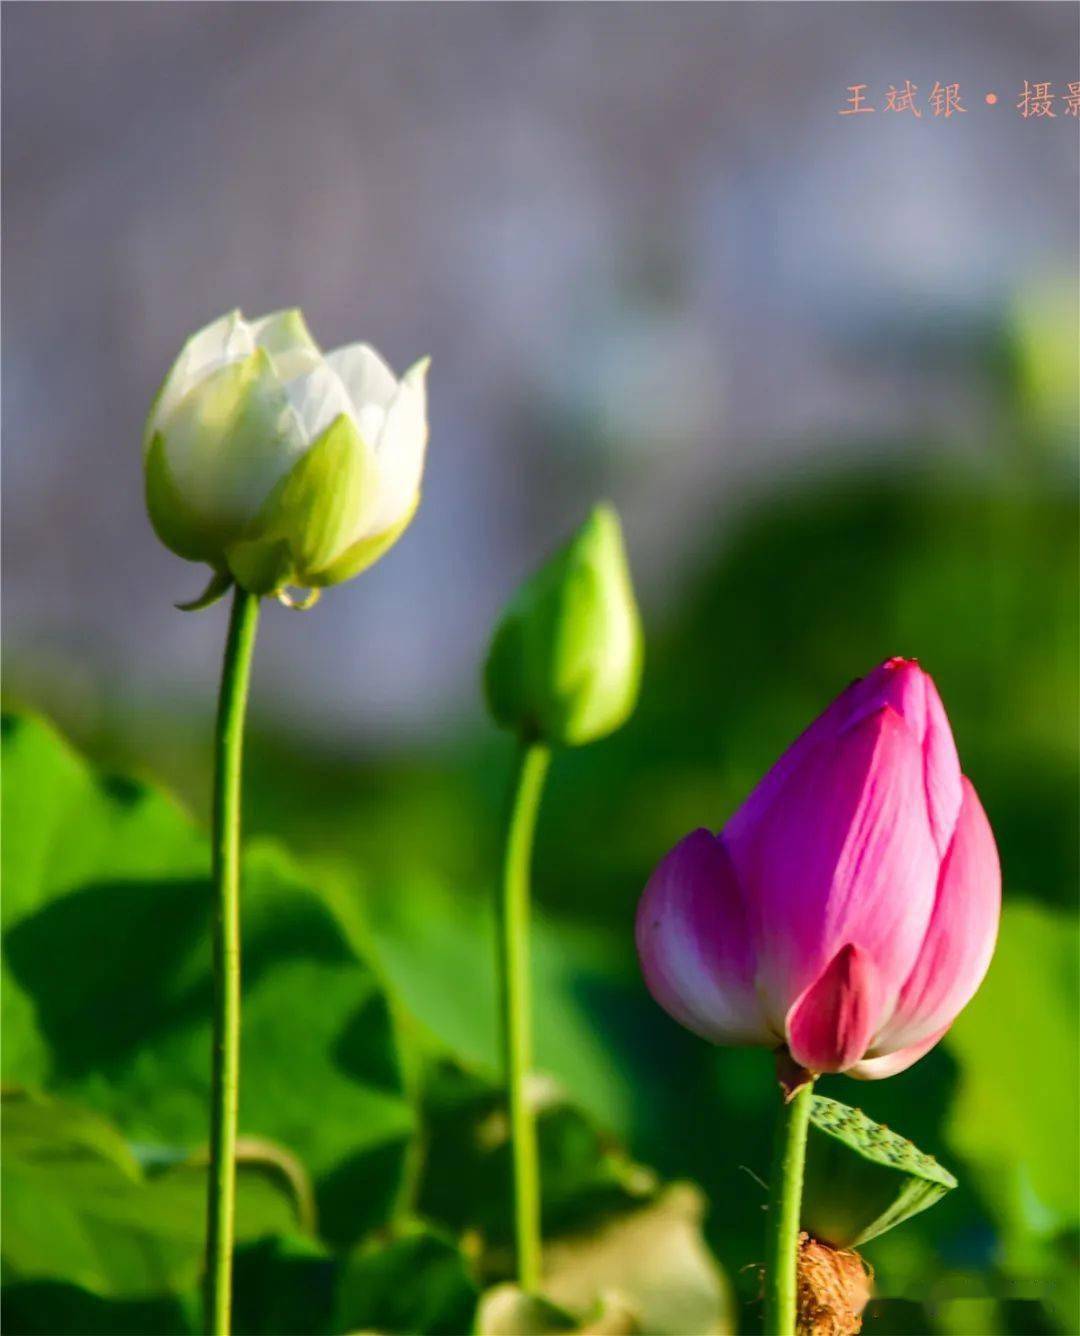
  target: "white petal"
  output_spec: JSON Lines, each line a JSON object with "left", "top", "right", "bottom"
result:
{"left": 325, "top": 343, "right": 399, "bottom": 414}
{"left": 185, "top": 309, "right": 255, "bottom": 379}
{"left": 146, "top": 310, "right": 255, "bottom": 450}
{"left": 362, "top": 358, "right": 429, "bottom": 536}
{"left": 356, "top": 402, "right": 388, "bottom": 446}
{"left": 159, "top": 350, "right": 308, "bottom": 536}
{"left": 249, "top": 309, "right": 323, "bottom": 381}
{"left": 283, "top": 362, "right": 356, "bottom": 444}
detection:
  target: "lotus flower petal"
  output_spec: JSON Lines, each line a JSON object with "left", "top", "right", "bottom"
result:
{"left": 870, "top": 777, "right": 1000, "bottom": 1054}
{"left": 847, "top": 1026, "right": 949, "bottom": 1080}
{"left": 724, "top": 705, "right": 939, "bottom": 1028}
{"left": 786, "top": 943, "right": 882, "bottom": 1072}
{"left": 636, "top": 829, "right": 770, "bottom": 1045}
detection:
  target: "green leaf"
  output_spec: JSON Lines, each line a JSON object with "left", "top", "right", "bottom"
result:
{"left": 333, "top": 1222, "right": 479, "bottom": 1336}
{"left": 231, "top": 1234, "right": 337, "bottom": 1336}
{"left": 418, "top": 1058, "right": 655, "bottom": 1246}
{"left": 415, "top": 1061, "right": 734, "bottom": 1333}
{"left": 1, "top": 712, "right": 416, "bottom": 1247}
{"left": 1, "top": 1237, "right": 338, "bottom": 1336}
{"left": 944, "top": 901, "right": 1080, "bottom": 1259}
{"left": 802, "top": 1095, "right": 957, "bottom": 1248}
{"left": 1, "top": 1089, "right": 298, "bottom": 1299}
{"left": 0, "top": 1283, "right": 193, "bottom": 1336}
{"left": 415, "top": 1056, "right": 739, "bottom": 1334}
{"left": 359, "top": 874, "right": 646, "bottom": 1137}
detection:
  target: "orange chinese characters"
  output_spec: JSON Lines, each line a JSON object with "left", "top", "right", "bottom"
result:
{"left": 1017, "top": 81, "right": 1055, "bottom": 118}
{"left": 884, "top": 80, "right": 921, "bottom": 116}
{"left": 929, "top": 82, "right": 966, "bottom": 117}
{"left": 838, "top": 84, "right": 874, "bottom": 115}
{"left": 1065, "top": 82, "right": 1080, "bottom": 117}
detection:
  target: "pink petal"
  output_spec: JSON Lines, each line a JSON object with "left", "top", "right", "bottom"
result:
{"left": 786, "top": 943, "right": 882, "bottom": 1072}
{"left": 846, "top": 1025, "right": 949, "bottom": 1080}
{"left": 635, "top": 829, "right": 771, "bottom": 1045}
{"left": 725, "top": 660, "right": 958, "bottom": 858}
{"left": 871, "top": 777, "right": 1001, "bottom": 1054}
{"left": 723, "top": 706, "right": 939, "bottom": 1026}
{"left": 918, "top": 673, "right": 964, "bottom": 856}
{"left": 837, "top": 660, "right": 962, "bottom": 856}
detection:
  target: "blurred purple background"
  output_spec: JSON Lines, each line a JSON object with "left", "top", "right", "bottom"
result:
{"left": 3, "top": 2, "right": 1077, "bottom": 739}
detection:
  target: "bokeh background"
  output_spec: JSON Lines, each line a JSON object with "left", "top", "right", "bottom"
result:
{"left": 3, "top": 4, "right": 1078, "bottom": 1335}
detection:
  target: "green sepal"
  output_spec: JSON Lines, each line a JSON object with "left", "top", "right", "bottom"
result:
{"left": 226, "top": 538, "right": 295, "bottom": 598}
{"left": 310, "top": 492, "right": 419, "bottom": 587}
{"left": 145, "top": 432, "right": 225, "bottom": 563}
{"left": 175, "top": 570, "right": 234, "bottom": 612}
{"left": 225, "top": 414, "right": 377, "bottom": 595}
{"left": 802, "top": 1095, "right": 958, "bottom": 1248}
{"left": 484, "top": 503, "right": 643, "bottom": 748}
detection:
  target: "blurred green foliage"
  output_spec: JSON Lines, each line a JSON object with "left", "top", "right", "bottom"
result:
{"left": 2, "top": 1089, "right": 300, "bottom": 1301}
{"left": 3, "top": 409, "right": 1077, "bottom": 1333}
{"left": 1, "top": 715, "right": 733, "bottom": 1334}
{"left": 1, "top": 714, "right": 417, "bottom": 1247}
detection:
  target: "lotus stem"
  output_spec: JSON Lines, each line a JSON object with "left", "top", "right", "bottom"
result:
{"left": 764, "top": 1066, "right": 815, "bottom": 1335}
{"left": 497, "top": 741, "right": 552, "bottom": 1293}
{"left": 205, "top": 587, "right": 260, "bottom": 1335}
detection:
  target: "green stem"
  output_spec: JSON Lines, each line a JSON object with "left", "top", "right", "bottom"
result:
{"left": 204, "top": 587, "right": 260, "bottom": 1336}
{"left": 763, "top": 1073, "right": 815, "bottom": 1335}
{"left": 496, "top": 741, "right": 552, "bottom": 1294}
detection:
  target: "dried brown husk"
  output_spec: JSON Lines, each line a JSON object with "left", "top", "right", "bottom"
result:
{"left": 796, "top": 1232, "right": 872, "bottom": 1336}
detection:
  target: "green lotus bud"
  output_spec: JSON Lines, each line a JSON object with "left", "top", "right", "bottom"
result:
{"left": 484, "top": 504, "right": 643, "bottom": 747}
{"left": 143, "top": 309, "right": 429, "bottom": 606}
{"left": 802, "top": 1095, "right": 957, "bottom": 1248}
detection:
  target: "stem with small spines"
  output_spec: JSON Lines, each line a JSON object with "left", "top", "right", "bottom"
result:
{"left": 763, "top": 1070, "right": 815, "bottom": 1335}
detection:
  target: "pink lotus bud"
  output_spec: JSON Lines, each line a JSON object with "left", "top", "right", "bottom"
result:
{"left": 636, "top": 659, "right": 1000, "bottom": 1078}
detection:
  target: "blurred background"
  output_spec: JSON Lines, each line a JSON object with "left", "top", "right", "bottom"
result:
{"left": 3, "top": 4, "right": 1078, "bottom": 1335}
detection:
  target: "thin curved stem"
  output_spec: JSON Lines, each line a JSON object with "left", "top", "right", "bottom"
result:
{"left": 496, "top": 741, "right": 552, "bottom": 1294}
{"left": 764, "top": 1073, "right": 815, "bottom": 1335}
{"left": 204, "top": 587, "right": 260, "bottom": 1336}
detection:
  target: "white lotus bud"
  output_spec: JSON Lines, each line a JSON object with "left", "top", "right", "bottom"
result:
{"left": 144, "top": 309, "right": 429, "bottom": 605}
